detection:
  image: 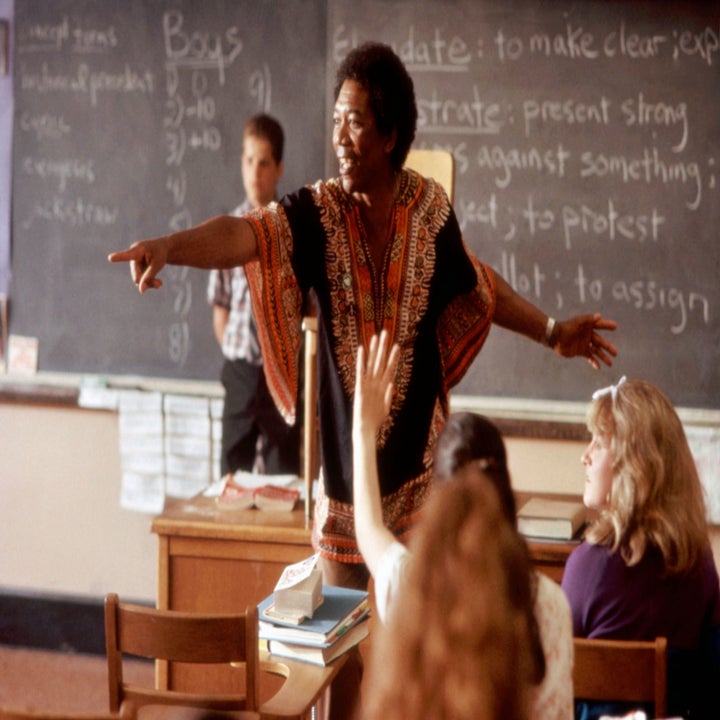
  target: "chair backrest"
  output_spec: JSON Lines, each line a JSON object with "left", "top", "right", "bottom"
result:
{"left": 404, "top": 148, "right": 455, "bottom": 203}
{"left": 104, "top": 593, "right": 259, "bottom": 714}
{"left": 573, "top": 636, "right": 668, "bottom": 718}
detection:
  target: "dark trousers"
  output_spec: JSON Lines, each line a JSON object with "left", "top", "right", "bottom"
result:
{"left": 220, "top": 358, "right": 300, "bottom": 476}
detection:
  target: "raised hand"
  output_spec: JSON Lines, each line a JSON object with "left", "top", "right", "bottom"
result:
{"left": 353, "top": 331, "right": 400, "bottom": 440}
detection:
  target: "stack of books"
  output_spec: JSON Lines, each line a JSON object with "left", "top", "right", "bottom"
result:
{"left": 258, "top": 583, "right": 370, "bottom": 666}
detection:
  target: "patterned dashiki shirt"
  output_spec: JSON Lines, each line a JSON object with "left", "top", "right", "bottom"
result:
{"left": 245, "top": 168, "right": 496, "bottom": 563}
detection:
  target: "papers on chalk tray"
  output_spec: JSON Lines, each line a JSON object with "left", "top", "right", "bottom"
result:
{"left": 7, "top": 335, "right": 38, "bottom": 375}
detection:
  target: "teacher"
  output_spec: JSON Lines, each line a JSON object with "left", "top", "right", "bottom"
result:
{"left": 110, "top": 41, "right": 617, "bottom": 588}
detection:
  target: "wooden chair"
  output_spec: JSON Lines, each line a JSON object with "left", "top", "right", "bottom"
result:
{"left": 573, "top": 636, "right": 668, "bottom": 718}
{"left": 105, "top": 594, "right": 349, "bottom": 720}
{"left": 404, "top": 148, "right": 455, "bottom": 203}
{"left": 0, "top": 704, "right": 136, "bottom": 720}
{"left": 104, "top": 593, "right": 260, "bottom": 718}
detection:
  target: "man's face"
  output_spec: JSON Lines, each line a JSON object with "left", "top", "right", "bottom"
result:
{"left": 333, "top": 79, "right": 393, "bottom": 195}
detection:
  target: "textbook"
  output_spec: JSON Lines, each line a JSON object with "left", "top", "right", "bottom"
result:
{"left": 268, "top": 617, "right": 370, "bottom": 666}
{"left": 215, "top": 478, "right": 255, "bottom": 509}
{"left": 517, "top": 497, "right": 587, "bottom": 540}
{"left": 214, "top": 476, "right": 300, "bottom": 512}
{"left": 253, "top": 483, "right": 300, "bottom": 512}
{"left": 258, "top": 584, "right": 369, "bottom": 646}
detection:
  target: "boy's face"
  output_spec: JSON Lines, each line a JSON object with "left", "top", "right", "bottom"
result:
{"left": 242, "top": 135, "right": 283, "bottom": 208}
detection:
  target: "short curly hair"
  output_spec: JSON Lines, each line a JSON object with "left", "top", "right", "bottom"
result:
{"left": 334, "top": 42, "right": 417, "bottom": 171}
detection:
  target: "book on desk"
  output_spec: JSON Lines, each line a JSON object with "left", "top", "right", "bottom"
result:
{"left": 266, "top": 617, "right": 369, "bottom": 666}
{"left": 258, "top": 584, "right": 369, "bottom": 665}
{"left": 270, "top": 553, "right": 324, "bottom": 622}
{"left": 211, "top": 472, "right": 302, "bottom": 512}
{"left": 517, "top": 497, "right": 587, "bottom": 540}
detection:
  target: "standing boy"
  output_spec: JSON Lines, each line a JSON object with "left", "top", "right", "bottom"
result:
{"left": 207, "top": 114, "right": 300, "bottom": 477}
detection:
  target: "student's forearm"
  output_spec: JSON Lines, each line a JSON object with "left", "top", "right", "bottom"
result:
{"left": 352, "top": 428, "right": 396, "bottom": 578}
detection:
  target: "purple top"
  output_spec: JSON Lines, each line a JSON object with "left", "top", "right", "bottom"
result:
{"left": 561, "top": 540, "right": 720, "bottom": 650}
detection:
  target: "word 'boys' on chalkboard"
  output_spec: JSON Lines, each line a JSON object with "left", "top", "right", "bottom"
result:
{"left": 329, "top": 0, "right": 719, "bottom": 409}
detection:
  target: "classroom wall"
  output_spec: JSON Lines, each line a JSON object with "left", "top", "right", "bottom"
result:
{"left": 2, "top": 399, "right": 719, "bottom": 606}
{"left": 0, "top": 402, "right": 157, "bottom": 603}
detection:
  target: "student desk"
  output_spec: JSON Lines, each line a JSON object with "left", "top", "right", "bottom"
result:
{"left": 151, "top": 493, "right": 579, "bottom": 690}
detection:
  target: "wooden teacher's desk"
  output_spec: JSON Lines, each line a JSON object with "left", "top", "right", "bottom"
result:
{"left": 152, "top": 493, "right": 578, "bottom": 691}
{"left": 152, "top": 495, "right": 313, "bottom": 694}
{"left": 153, "top": 496, "right": 313, "bottom": 618}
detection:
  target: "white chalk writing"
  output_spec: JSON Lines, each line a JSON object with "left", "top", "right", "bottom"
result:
{"left": 20, "top": 62, "right": 154, "bottom": 107}
{"left": 18, "top": 17, "right": 118, "bottom": 54}
{"left": 19, "top": 112, "right": 71, "bottom": 141}
{"left": 163, "top": 10, "right": 243, "bottom": 86}
{"left": 22, "top": 196, "right": 118, "bottom": 229}
{"left": 22, "top": 155, "right": 95, "bottom": 192}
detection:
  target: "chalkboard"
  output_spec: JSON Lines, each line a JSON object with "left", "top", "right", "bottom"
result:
{"left": 328, "top": 0, "right": 720, "bottom": 410}
{"left": 11, "top": 0, "right": 327, "bottom": 381}
{"left": 10, "top": 1, "right": 720, "bottom": 411}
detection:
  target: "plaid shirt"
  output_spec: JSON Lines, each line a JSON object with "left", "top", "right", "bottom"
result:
{"left": 206, "top": 200, "right": 262, "bottom": 365}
